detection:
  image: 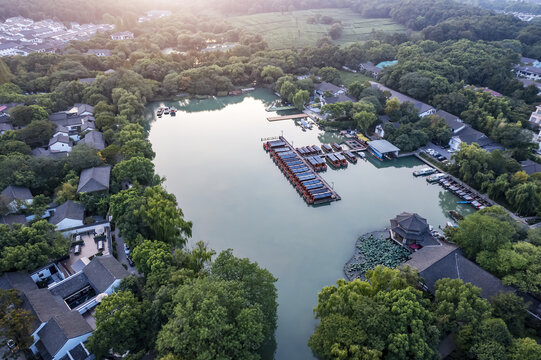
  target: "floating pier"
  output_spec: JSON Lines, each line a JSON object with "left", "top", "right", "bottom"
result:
{"left": 263, "top": 137, "right": 340, "bottom": 205}
{"left": 266, "top": 113, "right": 312, "bottom": 122}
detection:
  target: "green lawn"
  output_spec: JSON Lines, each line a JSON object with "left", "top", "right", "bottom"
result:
{"left": 339, "top": 70, "right": 372, "bottom": 87}
{"left": 229, "top": 9, "right": 406, "bottom": 49}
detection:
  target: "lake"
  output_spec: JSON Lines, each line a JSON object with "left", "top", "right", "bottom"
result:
{"left": 147, "top": 89, "right": 473, "bottom": 359}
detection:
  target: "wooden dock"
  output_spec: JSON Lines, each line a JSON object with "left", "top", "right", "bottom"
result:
{"left": 267, "top": 113, "right": 311, "bottom": 122}
{"left": 280, "top": 137, "right": 341, "bottom": 203}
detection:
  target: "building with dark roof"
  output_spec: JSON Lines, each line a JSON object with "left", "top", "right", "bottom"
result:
{"left": 1, "top": 185, "right": 33, "bottom": 213}
{"left": 84, "top": 49, "right": 110, "bottom": 57}
{"left": 408, "top": 247, "right": 512, "bottom": 299}
{"left": 49, "top": 200, "right": 85, "bottom": 230}
{"left": 389, "top": 212, "right": 436, "bottom": 246}
{"left": 449, "top": 125, "right": 504, "bottom": 152}
{"left": 1, "top": 256, "right": 128, "bottom": 360}
{"left": 48, "top": 134, "right": 73, "bottom": 153}
{"left": 315, "top": 81, "right": 343, "bottom": 96}
{"left": 359, "top": 61, "right": 381, "bottom": 77}
{"left": 370, "top": 82, "right": 436, "bottom": 117}
{"left": 435, "top": 110, "right": 466, "bottom": 134}
{"left": 516, "top": 65, "right": 541, "bottom": 80}
{"left": 324, "top": 93, "right": 357, "bottom": 105}
{"left": 0, "top": 214, "right": 27, "bottom": 226}
{"left": 521, "top": 160, "right": 541, "bottom": 175}
{"left": 78, "top": 130, "right": 104, "bottom": 150}
{"left": 77, "top": 166, "right": 111, "bottom": 193}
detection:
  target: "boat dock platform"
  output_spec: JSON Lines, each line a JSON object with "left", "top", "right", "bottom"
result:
{"left": 263, "top": 137, "right": 341, "bottom": 205}
{"left": 266, "top": 113, "right": 311, "bottom": 122}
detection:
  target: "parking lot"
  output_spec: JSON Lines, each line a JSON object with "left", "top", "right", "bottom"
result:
{"left": 420, "top": 142, "right": 453, "bottom": 162}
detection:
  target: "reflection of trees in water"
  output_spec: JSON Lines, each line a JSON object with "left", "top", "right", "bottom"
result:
{"left": 366, "top": 155, "right": 421, "bottom": 169}
{"left": 438, "top": 190, "right": 476, "bottom": 221}
{"left": 317, "top": 132, "right": 344, "bottom": 144}
{"left": 259, "top": 337, "right": 277, "bottom": 360}
{"left": 146, "top": 89, "right": 278, "bottom": 115}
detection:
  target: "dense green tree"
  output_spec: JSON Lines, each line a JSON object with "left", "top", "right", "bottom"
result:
{"left": 0, "top": 220, "right": 70, "bottom": 272}
{"left": 318, "top": 67, "right": 341, "bottom": 85}
{"left": 112, "top": 157, "right": 156, "bottom": 186}
{"left": 142, "top": 186, "right": 192, "bottom": 247}
{"left": 509, "top": 338, "right": 541, "bottom": 360}
{"left": 211, "top": 249, "right": 278, "bottom": 341}
{"left": 0, "top": 289, "right": 35, "bottom": 349}
{"left": 156, "top": 277, "right": 266, "bottom": 360}
{"left": 292, "top": 89, "right": 309, "bottom": 111}
{"left": 87, "top": 291, "right": 149, "bottom": 360}
{"left": 491, "top": 292, "right": 528, "bottom": 337}
{"left": 66, "top": 144, "right": 103, "bottom": 173}
{"left": 445, "top": 209, "right": 515, "bottom": 259}
{"left": 432, "top": 278, "right": 492, "bottom": 334}
{"left": 9, "top": 105, "right": 48, "bottom": 127}
{"left": 132, "top": 240, "right": 172, "bottom": 275}
{"left": 309, "top": 266, "right": 438, "bottom": 360}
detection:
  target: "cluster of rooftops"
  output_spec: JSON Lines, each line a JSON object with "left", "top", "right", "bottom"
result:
{"left": 1, "top": 256, "right": 128, "bottom": 360}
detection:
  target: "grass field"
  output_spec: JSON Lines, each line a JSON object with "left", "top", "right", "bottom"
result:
{"left": 339, "top": 70, "right": 372, "bottom": 86}
{"left": 229, "top": 9, "right": 406, "bottom": 49}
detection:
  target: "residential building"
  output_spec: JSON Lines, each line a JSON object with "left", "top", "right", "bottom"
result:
{"left": 520, "top": 160, "right": 541, "bottom": 175}
{"left": 1, "top": 185, "right": 33, "bottom": 213}
{"left": 78, "top": 78, "right": 96, "bottom": 85}
{"left": 370, "top": 82, "right": 436, "bottom": 117}
{"left": 53, "top": 125, "right": 69, "bottom": 138}
{"left": 84, "top": 49, "right": 111, "bottom": 57}
{"left": 0, "top": 122, "right": 13, "bottom": 134}
{"left": 0, "top": 256, "right": 128, "bottom": 360}
{"left": 0, "top": 42, "right": 19, "bottom": 56}
{"left": 359, "top": 61, "right": 381, "bottom": 77}
{"left": 0, "top": 214, "right": 27, "bottom": 226}
{"left": 315, "top": 81, "right": 344, "bottom": 97}
{"left": 77, "top": 166, "right": 111, "bottom": 194}
{"left": 110, "top": 31, "right": 134, "bottom": 40}
{"left": 516, "top": 65, "right": 541, "bottom": 80}
{"left": 78, "top": 130, "right": 105, "bottom": 150}
{"left": 435, "top": 110, "right": 466, "bottom": 134}
{"left": 529, "top": 105, "right": 541, "bottom": 128}
{"left": 49, "top": 134, "right": 73, "bottom": 153}
{"left": 322, "top": 93, "right": 357, "bottom": 106}
{"left": 49, "top": 200, "right": 85, "bottom": 230}
{"left": 518, "top": 78, "right": 541, "bottom": 95}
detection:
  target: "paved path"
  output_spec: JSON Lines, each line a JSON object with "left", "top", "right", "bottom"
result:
{"left": 114, "top": 229, "right": 138, "bottom": 275}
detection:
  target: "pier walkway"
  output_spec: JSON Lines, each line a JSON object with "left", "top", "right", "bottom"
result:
{"left": 267, "top": 113, "right": 312, "bottom": 122}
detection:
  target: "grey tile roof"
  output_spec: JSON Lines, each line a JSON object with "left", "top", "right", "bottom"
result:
{"left": 419, "top": 249, "right": 512, "bottom": 299}
{"left": 78, "top": 131, "right": 104, "bottom": 150}
{"left": 0, "top": 123, "right": 13, "bottom": 131}
{"left": 0, "top": 272, "right": 37, "bottom": 292}
{"left": 435, "top": 110, "right": 465, "bottom": 133}
{"left": 78, "top": 78, "right": 96, "bottom": 85}
{"left": 48, "top": 134, "right": 72, "bottom": 147}
{"left": 77, "top": 166, "right": 110, "bottom": 193}
{"left": 49, "top": 200, "right": 85, "bottom": 225}
{"left": 404, "top": 241, "right": 458, "bottom": 273}
{"left": 370, "top": 82, "right": 435, "bottom": 115}
{"left": 454, "top": 126, "right": 492, "bottom": 147}
{"left": 49, "top": 272, "right": 90, "bottom": 299}
{"left": 390, "top": 212, "right": 430, "bottom": 241}
{"left": 83, "top": 256, "right": 128, "bottom": 293}
{"left": 360, "top": 61, "right": 381, "bottom": 74}
{"left": 325, "top": 94, "right": 357, "bottom": 104}
{"left": 37, "top": 313, "right": 92, "bottom": 358}
{"left": 0, "top": 214, "right": 27, "bottom": 226}
{"left": 68, "top": 344, "right": 89, "bottom": 360}
{"left": 521, "top": 160, "right": 541, "bottom": 175}
{"left": 316, "top": 81, "right": 342, "bottom": 94}
{"left": 1, "top": 185, "right": 33, "bottom": 202}
{"left": 85, "top": 49, "right": 110, "bottom": 56}
{"left": 517, "top": 65, "right": 541, "bottom": 76}
{"left": 21, "top": 288, "right": 68, "bottom": 324}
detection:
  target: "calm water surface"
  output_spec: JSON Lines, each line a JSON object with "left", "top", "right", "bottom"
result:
{"left": 147, "top": 89, "right": 473, "bottom": 359}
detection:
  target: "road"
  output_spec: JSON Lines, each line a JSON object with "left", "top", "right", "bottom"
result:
{"left": 113, "top": 229, "right": 138, "bottom": 275}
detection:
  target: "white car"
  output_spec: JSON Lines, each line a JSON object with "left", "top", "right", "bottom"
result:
{"left": 124, "top": 243, "right": 130, "bottom": 255}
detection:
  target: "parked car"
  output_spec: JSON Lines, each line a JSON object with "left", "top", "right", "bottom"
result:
{"left": 127, "top": 256, "right": 135, "bottom": 267}
{"left": 7, "top": 339, "right": 18, "bottom": 352}
{"left": 124, "top": 243, "right": 130, "bottom": 255}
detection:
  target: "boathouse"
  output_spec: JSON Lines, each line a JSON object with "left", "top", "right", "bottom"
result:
{"left": 389, "top": 212, "right": 434, "bottom": 247}
{"left": 367, "top": 139, "right": 400, "bottom": 160}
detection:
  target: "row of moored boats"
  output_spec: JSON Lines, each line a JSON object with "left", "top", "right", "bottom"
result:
{"left": 424, "top": 172, "right": 489, "bottom": 210}
{"left": 156, "top": 106, "right": 177, "bottom": 117}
